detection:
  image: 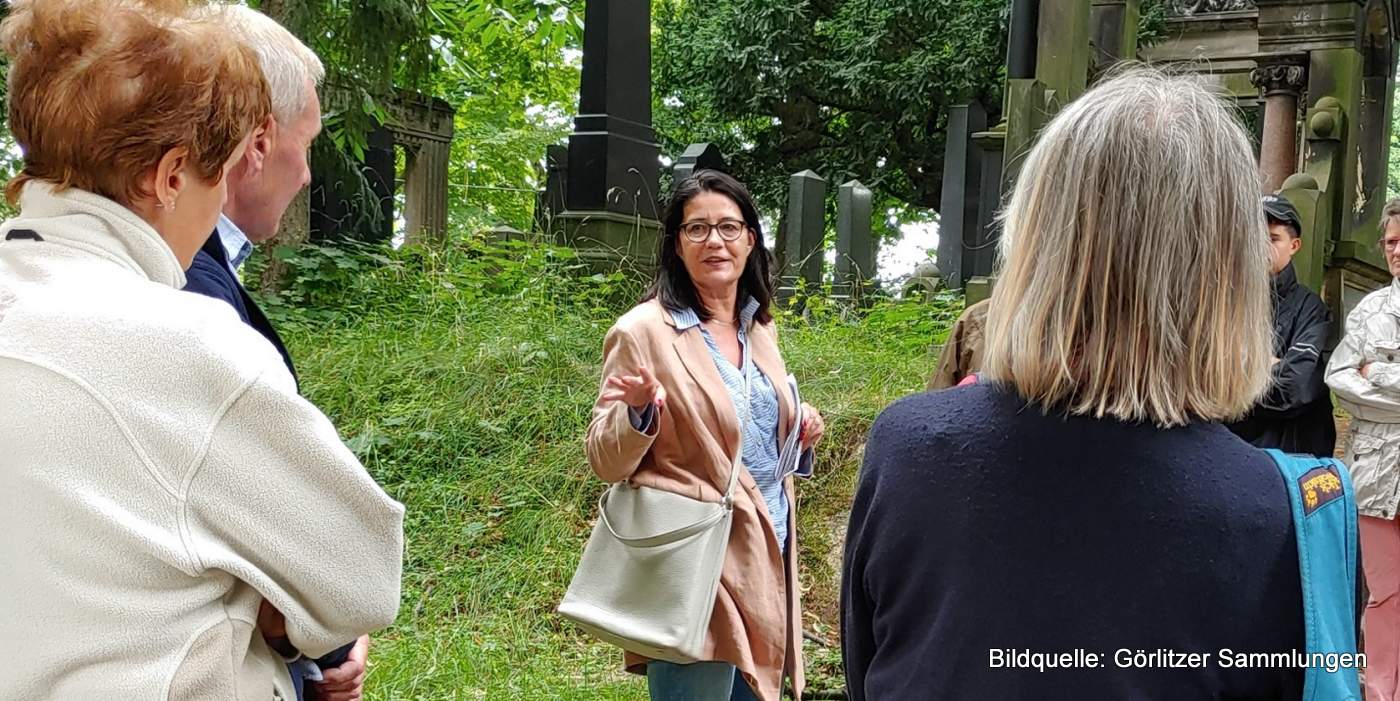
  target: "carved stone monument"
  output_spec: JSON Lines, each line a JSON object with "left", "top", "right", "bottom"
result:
{"left": 554, "top": 0, "right": 663, "bottom": 267}
{"left": 303, "top": 88, "right": 456, "bottom": 245}
{"left": 1144, "top": 0, "right": 1398, "bottom": 327}
{"left": 936, "top": 0, "right": 1398, "bottom": 333}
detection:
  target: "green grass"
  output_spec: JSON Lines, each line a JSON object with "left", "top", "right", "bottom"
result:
{"left": 254, "top": 239, "right": 961, "bottom": 698}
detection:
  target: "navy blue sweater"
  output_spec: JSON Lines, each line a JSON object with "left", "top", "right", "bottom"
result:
{"left": 842, "top": 383, "right": 1306, "bottom": 700}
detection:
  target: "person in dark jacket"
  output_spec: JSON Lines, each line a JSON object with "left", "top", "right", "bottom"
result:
{"left": 842, "top": 70, "right": 1326, "bottom": 700}
{"left": 187, "top": 229, "right": 297, "bottom": 379}
{"left": 1225, "top": 193, "right": 1336, "bottom": 457}
{"left": 180, "top": 8, "right": 364, "bottom": 701}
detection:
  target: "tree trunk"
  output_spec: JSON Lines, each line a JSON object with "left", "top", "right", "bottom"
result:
{"left": 258, "top": 190, "right": 311, "bottom": 294}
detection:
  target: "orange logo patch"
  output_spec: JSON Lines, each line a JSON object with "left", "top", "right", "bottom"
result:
{"left": 1298, "top": 466, "right": 1344, "bottom": 516}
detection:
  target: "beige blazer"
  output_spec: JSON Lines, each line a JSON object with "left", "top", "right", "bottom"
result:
{"left": 585, "top": 299, "right": 805, "bottom": 701}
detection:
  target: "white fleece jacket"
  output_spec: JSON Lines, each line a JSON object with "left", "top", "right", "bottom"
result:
{"left": 0, "top": 183, "right": 405, "bottom": 700}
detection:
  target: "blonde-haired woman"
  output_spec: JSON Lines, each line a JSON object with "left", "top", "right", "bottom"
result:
{"left": 0, "top": 1, "right": 403, "bottom": 698}
{"left": 842, "top": 70, "right": 1308, "bottom": 699}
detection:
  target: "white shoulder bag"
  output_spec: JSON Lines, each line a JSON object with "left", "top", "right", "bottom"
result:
{"left": 558, "top": 340, "right": 752, "bottom": 663}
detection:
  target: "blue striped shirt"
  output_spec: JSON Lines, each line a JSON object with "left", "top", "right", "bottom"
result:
{"left": 672, "top": 299, "right": 788, "bottom": 552}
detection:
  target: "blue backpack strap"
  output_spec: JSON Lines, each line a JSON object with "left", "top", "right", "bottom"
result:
{"left": 1264, "top": 449, "right": 1361, "bottom": 701}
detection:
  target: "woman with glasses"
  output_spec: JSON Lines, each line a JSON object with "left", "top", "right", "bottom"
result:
{"left": 584, "top": 169, "right": 825, "bottom": 701}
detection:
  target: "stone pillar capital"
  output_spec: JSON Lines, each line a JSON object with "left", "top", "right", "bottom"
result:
{"left": 1251, "top": 60, "right": 1307, "bottom": 98}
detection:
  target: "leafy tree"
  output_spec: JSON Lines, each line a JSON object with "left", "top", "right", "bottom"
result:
{"left": 652, "top": 0, "right": 1169, "bottom": 232}
{"left": 652, "top": 0, "right": 1010, "bottom": 228}
{"left": 433, "top": 1, "right": 584, "bottom": 229}
{"left": 255, "top": 0, "right": 583, "bottom": 238}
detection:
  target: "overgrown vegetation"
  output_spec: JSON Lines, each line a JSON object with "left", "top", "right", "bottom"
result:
{"left": 248, "top": 236, "right": 962, "bottom": 697}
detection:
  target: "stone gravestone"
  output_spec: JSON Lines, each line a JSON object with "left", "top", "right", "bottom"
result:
{"left": 301, "top": 87, "right": 455, "bottom": 247}
{"left": 555, "top": 0, "right": 663, "bottom": 268}
{"left": 309, "top": 123, "right": 396, "bottom": 244}
{"left": 779, "top": 170, "right": 826, "bottom": 301}
{"left": 1003, "top": 0, "right": 1091, "bottom": 192}
{"left": 389, "top": 93, "right": 456, "bottom": 245}
{"left": 534, "top": 145, "right": 570, "bottom": 240}
{"left": 835, "top": 180, "right": 875, "bottom": 301}
{"left": 936, "top": 0, "right": 1091, "bottom": 290}
{"left": 672, "top": 143, "right": 728, "bottom": 184}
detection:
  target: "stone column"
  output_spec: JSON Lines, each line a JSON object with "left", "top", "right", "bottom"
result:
{"left": 937, "top": 103, "right": 988, "bottom": 290}
{"left": 403, "top": 140, "right": 451, "bottom": 246}
{"left": 1250, "top": 57, "right": 1306, "bottom": 192}
{"left": 1007, "top": 0, "right": 1040, "bottom": 80}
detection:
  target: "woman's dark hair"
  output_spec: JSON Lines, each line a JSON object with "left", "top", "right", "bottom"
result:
{"left": 644, "top": 169, "right": 775, "bottom": 324}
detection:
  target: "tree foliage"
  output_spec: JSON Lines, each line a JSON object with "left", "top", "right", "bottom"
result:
{"left": 652, "top": 0, "right": 1171, "bottom": 229}
{"left": 255, "top": 0, "right": 583, "bottom": 236}
{"left": 434, "top": 1, "right": 583, "bottom": 229}
{"left": 653, "top": 0, "right": 1010, "bottom": 224}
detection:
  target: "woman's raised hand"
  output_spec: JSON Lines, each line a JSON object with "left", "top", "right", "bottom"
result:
{"left": 799, "top": 403, "right": 825, "bottom": 451}
{"left": 602, "top": 366, "right": 667, "bottom": 412}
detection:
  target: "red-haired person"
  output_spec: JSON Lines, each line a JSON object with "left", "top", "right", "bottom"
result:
{"left": 0, "top": 2, "right": 404, "bottom": 698}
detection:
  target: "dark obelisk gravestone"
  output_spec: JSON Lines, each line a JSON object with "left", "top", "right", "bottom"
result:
{"left": 937, "top": 103, "right": 988, "bottom": 290}
{"left": 672, "top": 143, "right": 728, "bottom": 183}
{"left": 558, "top": 0, "right": 663, "bottom": 267}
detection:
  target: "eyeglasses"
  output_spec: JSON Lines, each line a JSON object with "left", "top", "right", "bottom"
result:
{"left": 680, "top": 219, "right": 748, "bottom": 243}
{"left": 1384, "top": 239, "right": 1400, "bottom": 253}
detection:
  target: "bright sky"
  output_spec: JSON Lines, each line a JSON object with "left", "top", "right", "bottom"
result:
{"left": 880, "top": 221, "right": 939, "bottom": 285}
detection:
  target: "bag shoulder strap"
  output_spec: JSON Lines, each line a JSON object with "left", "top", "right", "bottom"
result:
{"left": 1263, "top": 449, "right": 1361, "bottom": 701}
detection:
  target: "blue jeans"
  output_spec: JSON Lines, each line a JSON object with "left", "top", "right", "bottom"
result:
{"left": 647, "top": 661, "right": 762, "bottom": 701}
